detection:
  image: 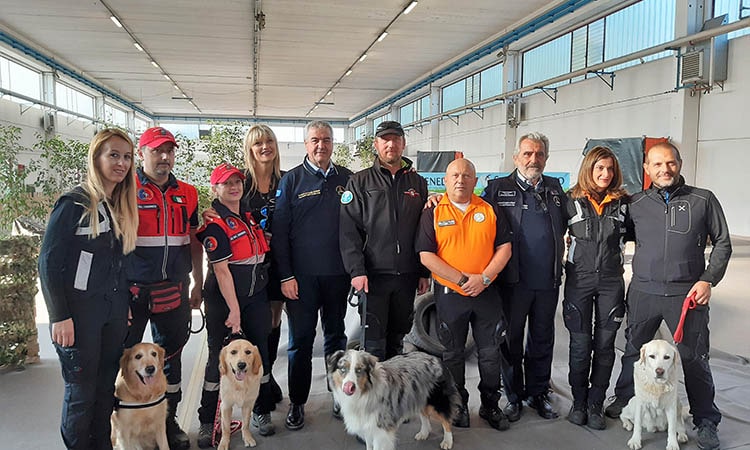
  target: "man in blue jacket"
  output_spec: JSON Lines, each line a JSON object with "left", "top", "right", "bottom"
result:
{"left": 482, "top": 132, "right": 567, "bottom": 422}
{"left": 272, "top": 121, "right": 353, "bottom": 431}
{"left": 605, "top": 143, "right": 731, "bottom": 450}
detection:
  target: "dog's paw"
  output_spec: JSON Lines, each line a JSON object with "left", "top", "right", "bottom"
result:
{"left": 414, "top": 430, "right": 429, "bottom": 441}
{"left": 677, "top": 431, "right": 688, "bottom": 443}
{"left": 666, "top": 441, "right": 680, "bottom": 450}
{"left": 440, "top": 433, "right": 454, "bottom": 450}
{"left": 627, "top": 436, "right": 642, "bottom": 450}
{"left": 622, "top": 419, "right": 634, "bottom": 431}
{"left": 242, "top": 430, "right": 257, "bottom": 448}
{"left": 218, "top": 439, "right": 230, "bottom": 450}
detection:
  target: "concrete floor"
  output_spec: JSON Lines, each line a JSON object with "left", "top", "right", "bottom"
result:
{"left": 2, "top": 239, "right": 749, "bottom": 450}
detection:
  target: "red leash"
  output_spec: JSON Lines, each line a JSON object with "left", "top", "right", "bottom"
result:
{"left": 211, "top": 396, "right": 242, "bottom": 447}
{"left": 673, "top": 292, "right": 697, "bottom": 344}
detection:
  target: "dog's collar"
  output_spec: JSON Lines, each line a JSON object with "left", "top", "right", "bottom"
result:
{"left": 114, "top": 393, "right": 167, "bottom": 410}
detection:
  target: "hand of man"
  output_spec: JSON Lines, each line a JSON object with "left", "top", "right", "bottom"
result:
{"left": 201, "top": 207, "right": 219, "bottom": 223}
{"left": 424, "top": 193, "right": 442, "bottom": 209}
{"left": 351, "top": 275, "right": 369, "bottom": 293}
{"left": 281, "top": 278, "right": 299, "bottom": 300}
{"left": 461, "top": 274, "right": 486, "bottom": 297}
{"left": 225, "top": 308, "right": 242, "bottom": 333}
{"left": 189, "top": 284, "right": 203, "bottom": 309}
{"left": 690, "top": 280, "right": 712, "bottom": 305}
{"left": 417, "top": 277, "right": 431, "bottom": 295}
{"left": 51, "top": 318, "right": 75, "bottom": 347}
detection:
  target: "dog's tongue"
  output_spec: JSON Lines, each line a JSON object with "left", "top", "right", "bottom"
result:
{"left": 143, "top": 375, "right": 156, "bottom": 385}
{"left": 235, "top": 371, "right": 246, "bottom": 382}
{"left": 343, "top": 381, "right": 355, "bottom": 396}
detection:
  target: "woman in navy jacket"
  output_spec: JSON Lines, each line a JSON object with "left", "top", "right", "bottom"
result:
{"left": 39, "top": 128, "right": 139, "bottom": 449}
{"left": 563, "top": 146, "right": 629, "bottom": 430}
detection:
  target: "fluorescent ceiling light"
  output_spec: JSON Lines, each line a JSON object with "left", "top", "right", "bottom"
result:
{"left": 163, "top": 74, "right": 170, "bottom": 80}
{"left": 133, "top": 42, "right": 144, "bottom": 52}
{"left": 377, "top": 31, "right": 388, "bottom": 42}
{"left": 151, "top": 60, "right": 159, "bottom": 68}
{"left": 327, "top": 90, "right": 332, "bottom": 96}
{"left": 359, "top": 54, "right": 367, "bottom": 62}
{"left": 173, "top": 84, "right": 179, "bottom": 90}
{"left": 110, "top": 16, "right": 122, "bottom": 27}
{"left": 403, "top": 1, "right": 418, "bottom": 14}
{"left": 345, "top": 69, "right": 353, "bottom": 77}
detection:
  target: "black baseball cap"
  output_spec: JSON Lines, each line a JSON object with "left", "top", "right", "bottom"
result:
{"left": 375, "top": 121, "right": 404, "bottom": 138}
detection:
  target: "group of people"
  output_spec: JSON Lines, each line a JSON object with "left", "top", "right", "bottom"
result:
{"left": 38, "top": 120, "right": 731, "bottom": 450}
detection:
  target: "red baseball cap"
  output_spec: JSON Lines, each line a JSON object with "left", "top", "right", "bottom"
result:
{"left": 138, "top": 127, "right": 178, "bottom": 149}
{"left": 210, "top": 163, "right": 246, "bottom": 185}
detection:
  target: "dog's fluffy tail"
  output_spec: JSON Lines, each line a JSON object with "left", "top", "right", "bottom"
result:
{"left": 428, "top": 362, "right": 461, "bottom": 421}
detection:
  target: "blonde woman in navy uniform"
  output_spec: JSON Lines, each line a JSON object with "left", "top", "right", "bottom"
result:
{"left": 196, "top": 164, "right": 275, "bottom": 447}
{"left": 39, "top": 128, "right": 139, "bottom": 449}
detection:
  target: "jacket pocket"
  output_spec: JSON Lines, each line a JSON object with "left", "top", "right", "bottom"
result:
{"left": 562, "top": 300, "right": 583, "bottom": 332}
{"left": 73, "top": 250, "right": 93, "bottom": 291}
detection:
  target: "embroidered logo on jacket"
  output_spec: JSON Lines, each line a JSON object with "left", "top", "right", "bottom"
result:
{"left": 138, "top": 189, "right": 153, "bottom": 201}
{"left": 404, "top": 188, "right": 420, "bottom": 198}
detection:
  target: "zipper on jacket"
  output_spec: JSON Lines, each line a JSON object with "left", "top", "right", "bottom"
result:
{"left": 159, "top": 189, "right": 169, "bottom": 280}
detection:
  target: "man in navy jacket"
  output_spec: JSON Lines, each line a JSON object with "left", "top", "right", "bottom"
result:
{"left": 482, "top": 132, "right": 567, "bottom": 422}
{"left": 272, "top": 121, "right": 353, "bottom": 431}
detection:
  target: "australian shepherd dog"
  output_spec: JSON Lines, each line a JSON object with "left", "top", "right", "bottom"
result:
{"left": 327, "top": 349, "right": 460, "bottom": 450}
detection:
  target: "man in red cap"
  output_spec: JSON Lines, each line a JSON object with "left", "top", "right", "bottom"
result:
{"left": 124, "top": 126, "right": 203, "bottom": 449}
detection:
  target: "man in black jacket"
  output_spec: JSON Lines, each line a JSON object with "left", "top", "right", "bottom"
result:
{"left": 605, "top": 143, "right": 731, "bottom": 450}
{"left": 339, "top": 121, "right": 430, "bottom": 361}
{"left": 481, "top": 132, "right": 567, "bottom": 422}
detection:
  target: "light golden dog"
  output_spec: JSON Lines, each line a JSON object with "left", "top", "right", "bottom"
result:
{"left": 218, "top": 338, "right": 263, "bottom": 450}
{"left": 620, "top": 339, "right": 688, "bottom": 450}
{"left": 111, "top": 342, "right": 169, "bottom": 450}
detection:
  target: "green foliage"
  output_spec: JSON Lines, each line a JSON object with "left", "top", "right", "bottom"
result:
{"left": 0, "top": 125, "right": 46, "bottom": 235}
{"left": 333, "top": 143, "right": 354, "bottom": 169}
{"left": 0, "top": 236, "right": 39, "bottom": 368}
{"left": 355, "top": 135, "right": 376, "bottom": 168}
{"left": 33, "top": 133, "right": 88, "bottom": 209}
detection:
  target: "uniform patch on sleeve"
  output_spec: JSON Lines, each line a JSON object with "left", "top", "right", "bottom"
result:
{"left": 203, "top": 236, "right": 218, "bottom": 253}
{"left": 438, "top": 219, "right": 456, "bottom": 227}
{"left": 340, "top": 190, "right": 353, "bottom": 205}
{"left": 498, "top": 190, "right": 516, "bottom": 197}
{"left": 275, "top": 189, "right": 282, "bottom": 198}
{"left": 473, "top": 212, "right": 486, "bottom": 223}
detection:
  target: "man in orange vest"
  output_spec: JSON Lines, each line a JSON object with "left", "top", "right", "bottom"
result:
{"left": 415, "top": 158, "right": 512, "bottom": 431}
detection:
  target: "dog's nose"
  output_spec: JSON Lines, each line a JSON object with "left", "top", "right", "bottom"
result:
{"left": 656, "top": 367, "right": 665, "bottom": 376}
{"left": 237, "top": 361, "right": 247, "bottom": 370}
{"left": 145, "top": 365, "right": 156, "bottom": 375}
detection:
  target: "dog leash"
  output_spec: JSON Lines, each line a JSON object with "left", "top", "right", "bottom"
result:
{"left": 163, "top": 308, "right": 206, "bottom": 362}
{"left": 673, "top": 292, "right": 697, "bottom": 344}
{"left": 211, "top": 397, "right": 242, "bottom": 447}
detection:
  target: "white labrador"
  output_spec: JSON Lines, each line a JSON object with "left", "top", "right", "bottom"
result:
{"left": 620, "top": 339, "right": 688, "bottom": 450}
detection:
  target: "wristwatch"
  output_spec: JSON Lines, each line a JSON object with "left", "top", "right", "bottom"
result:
{"left": 457, "top": 275, "right": 469, "bottom": 287}
{"left": 481, "top": 274, "right": 492, "bottom": 286}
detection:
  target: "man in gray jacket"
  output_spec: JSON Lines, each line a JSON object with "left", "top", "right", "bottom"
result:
{"left": 605, "top": 142, "right": 731, "bottom": 450}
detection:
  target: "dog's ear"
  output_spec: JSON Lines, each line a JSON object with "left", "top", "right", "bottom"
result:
{"left": 251, "top": 345, "right": 262, "bottom": 375}
{"left": 639, "top": 343, "right": 648, "bottom": 364}
{"left": 219, "top": 346, "right": 228, "bottom": 376}
{"left": 671, "top": 344, "right": 681, "bottom": 366}
{"left": 119, "top": 347, "right": 131, "bottom": 369}
{"left": 326, "top": 350, "right": 345, "bottom": 372}
{"left": 156, "top": 344, "right": 165, "bottom": 367}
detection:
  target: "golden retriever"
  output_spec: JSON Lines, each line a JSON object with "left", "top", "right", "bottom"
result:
{"left": 218, "top": 339, "right": 263, "bottom": 450}
{"left": 111, "top": 342, "right": 169, "bottom": 450}
{"left": 620, "top": 339, "right": 688, "bottom": 450}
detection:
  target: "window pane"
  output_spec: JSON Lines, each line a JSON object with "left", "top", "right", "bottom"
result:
{"left": 480, "top": 64, "right": 503, "bottom": 100}
{"left": 522, "top": 33, "right": 572, "bottom": 88}
{"left": 442, "top": 79, "right": 466, "bottom": 112}
{"left": 400, "top": 103, "right": 415, "bottom": 124}
{"left": 604, "top": 0, "right": 675, "bottom": 71}
{"left": 420, "top": 96, "right": 430, "bottom": 120}
{"left": 2, "top": 58, "right": 41, "bottom": 100}
{"left": 714, "top": 0, "right": 750, "bottom": 39}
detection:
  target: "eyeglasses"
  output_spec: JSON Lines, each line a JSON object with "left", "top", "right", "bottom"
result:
{"left": 533, "top": 192, "right": 548, "bottom": 213}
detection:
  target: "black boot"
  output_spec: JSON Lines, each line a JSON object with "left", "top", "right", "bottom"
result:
{"left": 166, "top": 398, "right": 190, "bottom": 450}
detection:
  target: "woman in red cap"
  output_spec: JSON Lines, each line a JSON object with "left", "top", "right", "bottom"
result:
{"left": 196, "top": 163, "right": 276, "bottom": 447}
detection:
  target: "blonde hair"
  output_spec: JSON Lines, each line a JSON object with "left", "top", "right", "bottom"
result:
{"left": 570, "top": 146, "right": 627, "bottom": 200}
{"left": 83, "top": 128, "right": 139, "bottom": 253}
{"left": 243, "top": 124, "right": 282, "bottom": 194}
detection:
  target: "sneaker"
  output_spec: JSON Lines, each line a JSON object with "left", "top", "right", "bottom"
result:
{"left": 567, "top": 404, "right": 587, "bottom": 426}
{"left": 586, "top": 404, "right": 606, "bottom": 430}
{"left": 696, "top": 419, "right": 720, "bottom": 450}
{"left": 604, "top": 396, "right": 629, "bottom": 419}
{"left": 479, "top": 404, "right": 510, "bottom": 431}
{"left": 197, "top": 422, "right": 214, "bottom": 449}
{"left": 452, "top": 403, "right": 470, "bottom": 428}
{"left": 165, "top": 415, "right": 190, "bottom": 449}
{"left": 251, "top": 412, "right": 276, "bottom": 436}
{"left": 285, "top": 403, "right": 305, "bottom": 430}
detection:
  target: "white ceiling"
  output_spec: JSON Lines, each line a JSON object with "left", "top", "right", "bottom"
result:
{"left": 0, "top": 0, "right": 585, "bottom": 122}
